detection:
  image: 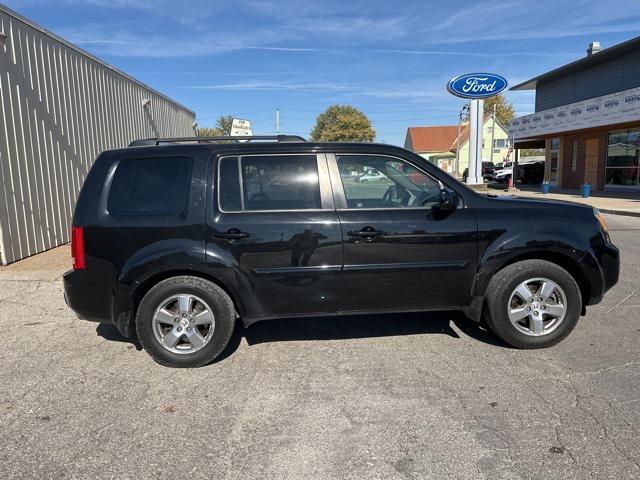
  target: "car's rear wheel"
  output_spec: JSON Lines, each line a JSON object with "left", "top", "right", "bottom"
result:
{"left": 484, "top": 260, "right": 581, "bottom": 348}
{"left": 136, "top": 276, "right": 235, "bottom": 367}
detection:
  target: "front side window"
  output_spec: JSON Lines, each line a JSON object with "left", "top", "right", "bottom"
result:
{"left": 108, "top": 157, "right": 192, "bottom": 216}
{"left": 336, "top": 155, "right": 443, "bottom": 209}
{"left": 218, "top": 154, "right": 321, "bottom": 211}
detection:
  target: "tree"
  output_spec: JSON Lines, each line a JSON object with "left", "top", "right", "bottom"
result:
{"left": 197, "top": 115, "right": 234, "bottom": 136}
{"left": 520, "top": 148, "right": 545, "bottom": 157}
{"left": 310, "top": 105, "right": 375, "bottom": 142}
{"left": 483, "top": 94, "right": 516, "bottom": 126}
{"left": 461, "top": 94, "right": 516, "bottom": 126}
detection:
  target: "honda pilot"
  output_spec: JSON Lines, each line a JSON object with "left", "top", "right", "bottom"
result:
{"left": 64, "top": 135, "right": 620, "bottom": 367}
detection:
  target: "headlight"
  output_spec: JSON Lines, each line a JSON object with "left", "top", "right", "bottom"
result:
{"left": 594, "top": 208, "right": 609, "bottom": 233}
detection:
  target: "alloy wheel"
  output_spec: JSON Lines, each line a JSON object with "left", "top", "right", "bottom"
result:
{"left": 507, "top": 278, "right": 567, "bottom": 336}
{"left": 152, "top": 294, "right": 215, "bottom": 354}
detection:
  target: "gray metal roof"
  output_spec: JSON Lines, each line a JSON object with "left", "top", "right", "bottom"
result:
{"left": 510, "top": 35, "right": 640, "bottom": 91}
{"left": 0, "top": 3, "right": 195, "bottom": 115}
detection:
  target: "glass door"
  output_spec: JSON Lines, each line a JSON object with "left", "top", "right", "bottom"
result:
{"left": 549, "top": 138, "right": 560, "bottom": 184}
{"left": 605, "top": 128, "right": 640, "bottom": 187}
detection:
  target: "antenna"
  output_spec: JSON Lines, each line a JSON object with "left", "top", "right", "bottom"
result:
{"left": 276, "top": 108, "right": 280, "bottom": 134}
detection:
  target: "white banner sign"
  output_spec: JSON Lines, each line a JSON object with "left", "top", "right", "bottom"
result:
{"left": 509, "top": 86, "right": 640, "bottom": 140}
{"left": 231, "top": 118, "right": 252, "bottom": 137}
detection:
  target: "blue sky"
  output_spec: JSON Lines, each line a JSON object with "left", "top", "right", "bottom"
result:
{"left": 5, "top": 0, "right": 640, "bottom": 145}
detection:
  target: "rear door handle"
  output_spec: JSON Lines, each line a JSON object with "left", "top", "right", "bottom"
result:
{"left": 347, "top": 227, "right": 384, "bottom": 238}
{"left": 212, "top": 229, "right": 249, "bottom": 240}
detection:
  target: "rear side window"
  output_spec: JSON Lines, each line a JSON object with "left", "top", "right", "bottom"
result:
{"left": 218, "top": 154, "right": 321, "bottom": 211}
{"left": 219, "top": 157, "right": 242, "bottom": 211}
{"left": 108, "top": 157, "right": 192, "bottom": 216}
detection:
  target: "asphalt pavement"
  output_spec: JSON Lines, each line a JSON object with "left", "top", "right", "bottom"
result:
{"left": 0, "top": 214, "right": 639, "bottom": 479}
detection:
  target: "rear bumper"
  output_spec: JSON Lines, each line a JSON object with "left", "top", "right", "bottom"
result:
{"left": 63, "top": 269, "right": 113, "bottom": 323}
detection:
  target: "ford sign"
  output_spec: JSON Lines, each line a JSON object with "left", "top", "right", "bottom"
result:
{"left": 447, "top": 73, "right": 508, "bottom": 99}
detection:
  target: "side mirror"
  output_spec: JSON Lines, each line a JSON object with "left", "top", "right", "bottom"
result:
{"left": 438, "top": 189, "right": 457, "bottom": 211}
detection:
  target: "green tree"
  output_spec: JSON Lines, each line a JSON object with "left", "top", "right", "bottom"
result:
{"left": 520, "top": 148, "right": 545, "bottom": 157}
{"left": 198, "top": 115, "right": 234, "bottom": 136}
{"left": 483, "top": 94, "right": 516, "bottom": 126}
{"left": 310, "top": 105, "right": 375, "bottom": 142}
{"left": 461, "top": 94, "right": 516, "bottom": 126}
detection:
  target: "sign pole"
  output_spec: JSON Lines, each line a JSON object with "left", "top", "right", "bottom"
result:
{"left": 446, "top": 73, "right": 507, "bottom": 185}
{"left": 466, "top": 99, "right": 484, "bottom": 185}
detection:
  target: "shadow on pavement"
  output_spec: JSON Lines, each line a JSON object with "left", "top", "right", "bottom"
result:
{"left": 96, "top": 311, "right": 512, "bottom": 364}
{"left": 243, "top": 311, "right": 511, "bottom": 349}
{"left": 96, "top": 323, "right": 143, "bottom": 351}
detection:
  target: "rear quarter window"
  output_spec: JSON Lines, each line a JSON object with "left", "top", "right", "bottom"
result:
{"left": 107, "top": 157, "right": 192, "bottom": 216}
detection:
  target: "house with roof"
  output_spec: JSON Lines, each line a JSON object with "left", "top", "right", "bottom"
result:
{"left": 405, "top": 116, "right": 510, "bottom": 176}
{"left": 404, "top": 126, "right": 459, "bottom": 173}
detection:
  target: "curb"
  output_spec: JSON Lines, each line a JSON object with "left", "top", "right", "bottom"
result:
{"left": 598, "top": 208, "right": 640, "bottom": 218}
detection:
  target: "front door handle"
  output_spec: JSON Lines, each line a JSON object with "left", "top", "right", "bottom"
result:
{"left": 212, "top": 228, "right": 249, "bottom": 240}
{"left": 347, "top": 227, "right": 384, "bottom": 238}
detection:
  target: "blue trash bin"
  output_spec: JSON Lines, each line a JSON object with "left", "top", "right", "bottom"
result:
{"left": 541, "top": 183, "right": 550, "bottom": 194}
{"left": 581, "top": 184, "right": 591, "bottom": 198}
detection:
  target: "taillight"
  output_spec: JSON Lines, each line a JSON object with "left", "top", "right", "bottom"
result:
{"left": 71, "top": 226, "right": 86, "bottom": 270}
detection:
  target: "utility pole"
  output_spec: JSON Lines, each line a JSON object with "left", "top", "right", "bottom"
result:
{"left": 490, "top": 103, "right": 497, "bottom": 165}
{"left": 276, "top": 109, "right": 280, "bottom": 134}
{"left": 455, "top": 104, "right": 467, "bottom": 177}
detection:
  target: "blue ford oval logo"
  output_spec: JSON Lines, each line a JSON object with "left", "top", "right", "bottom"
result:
{"left": 447, "top": 73, "right": 508, "bottom": 99}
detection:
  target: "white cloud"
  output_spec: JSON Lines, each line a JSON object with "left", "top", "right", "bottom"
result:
{"left": 184, "top": 80, "right": 450, "bottom": 101}
{"left": 424, "top": 0, "right": 640, "bottom": 43}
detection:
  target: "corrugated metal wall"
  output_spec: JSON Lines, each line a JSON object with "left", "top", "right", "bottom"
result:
{"left": 0, "top": 6, "right": 196, "bottom": 264}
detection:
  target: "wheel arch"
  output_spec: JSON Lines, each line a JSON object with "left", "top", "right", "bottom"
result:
{"left": 132, "top": 270, "right": 246, "bottom": 319}
{"left": 112, "top": 269, "right": 246, "bottom": 338}
{"left": 477, "top": 250, "right": 590, "bottom": 310}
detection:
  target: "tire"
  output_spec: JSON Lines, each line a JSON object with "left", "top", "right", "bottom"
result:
{"left": 136, "top": 276, "right": 236, "bottom": 367}
{"left": 483, "top": 260, "right": 581, "bottom": 349}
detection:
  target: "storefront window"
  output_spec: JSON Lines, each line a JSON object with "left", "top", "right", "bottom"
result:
{"left": 549, "top": 138, "right": 560, "bottom": 183}
{"left": 606, "top": 128, "right": 640, "bottom": 186}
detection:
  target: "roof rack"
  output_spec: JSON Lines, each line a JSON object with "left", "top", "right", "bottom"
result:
{"left": 128, "top": 135, "right": 307, "bottom": 147}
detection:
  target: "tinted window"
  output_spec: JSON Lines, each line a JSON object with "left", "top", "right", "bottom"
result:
{"left": 219, "top": 157, "right": 242, "bottom": 211}
{"left": 108, "top": 157, "right": 191, "bottom": 216}
{"left": 238, "top": 155, "right": 321, "bottom": 211}
{"left": 337, "top": 155, "right": 442, "bottom": 209}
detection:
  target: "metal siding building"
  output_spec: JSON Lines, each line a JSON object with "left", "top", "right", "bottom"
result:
{"left": 0, "top": 5, "right": 196, "bottom": 264}
{"left": 535, "top": 49, "right": 640, "bottom": 111}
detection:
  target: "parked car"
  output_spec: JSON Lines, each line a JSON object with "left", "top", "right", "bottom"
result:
{"left": 490, "top": 160, "right": 543, "bottom": 184}
{"left": 516, "top": 161, "right": 545, "bottom": 184}
{"left": 462, "top": 161, "right": 495, "bottom": 182}
{"left": 358, "top": 170, "right": 387, "bottom": 182}
{"left": 64, "top": 135, "right": 619, "bottom": 367}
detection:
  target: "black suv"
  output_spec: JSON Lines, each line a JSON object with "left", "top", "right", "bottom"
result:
{"left": 64, "top": 136, "right": 619, "bottom": 367}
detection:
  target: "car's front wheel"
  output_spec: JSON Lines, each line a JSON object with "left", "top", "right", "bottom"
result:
{"left": 484, "top": 260, "right": 581, "bottom": 348}
{"left": 136, "top": 276, "right": 236, "bottom": 367}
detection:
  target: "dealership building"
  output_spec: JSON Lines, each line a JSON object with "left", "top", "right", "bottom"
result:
{"left": 0, "top": 5, "right": 196, "bottom": 264}
{"left": 509, "top": 36, "right": 640, "bottom": 190}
